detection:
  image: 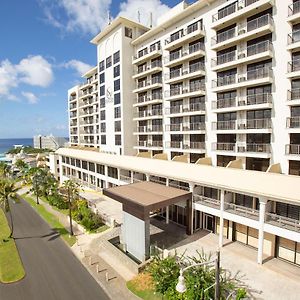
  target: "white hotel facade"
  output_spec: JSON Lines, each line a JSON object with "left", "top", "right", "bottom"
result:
{"left": 57, "top": 0, "right": 300, "bottom": 267}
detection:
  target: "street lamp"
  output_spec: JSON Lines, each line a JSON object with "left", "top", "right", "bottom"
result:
{"left": 176, "top": 250, "right": 220, "bottom": 300}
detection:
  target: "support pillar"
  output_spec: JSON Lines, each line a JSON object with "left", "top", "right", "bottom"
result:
{"left": 105, "top": 165, "right": 109, "bottom": 188}
{"left": 130, "top": 171, "right": 134, "bottom": 184}
{"left": 186, "top": 196, "right": 193, "bottom": 235}
{"left": 189, "top": 183, "right": 195, "bottom": 234}
{"left": 166, "top": 206, "right": 169, "bottom": 224}
{"left": 146, "top": 174, "right": 150, "bottom": 181}
{"left": 257, "top": 198, "right": 267, "bottom": 264}
{"left": 117, "top": 168, "right": 121, "bottom": 186}
{"left": 219, "top": 189, "right": 225, "bottom": 248}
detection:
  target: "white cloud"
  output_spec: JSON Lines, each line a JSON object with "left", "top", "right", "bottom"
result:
{"left": 64, "top": 59, "right": 93, "bottom": 76}
{"left": 0, "top": 55, "right": 54, "bottom": 101}
{"left": 118, "top": 0, "right": 170, "bottom": 27}
{"left": 22, "top": 92, "right": 39, "bottom": 104}
{"left": 17, "top": 56, "right": 53, "bottom": 87}
{"left": 40, "top": 0, "right": 170, "bottom": 35}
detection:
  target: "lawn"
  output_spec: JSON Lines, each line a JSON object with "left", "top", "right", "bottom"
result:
{"left": 127, "top": 273, "right": 165, "bottom": 300}
{"left": 21, "top": 194, "right": 76, "bottom": 247}
{"left": 0, "top": 209, "right": 25, "bottom": 283}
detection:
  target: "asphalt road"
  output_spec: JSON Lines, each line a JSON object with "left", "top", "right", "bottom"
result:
{"left": 0, "top": 198, "right": 109, "bottom": 300}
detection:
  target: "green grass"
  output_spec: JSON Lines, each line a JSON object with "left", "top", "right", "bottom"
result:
{"left": 21, "top": 194, "right": 76, "bottom": 247}
{"left": 127, "top": 281, "right": 164, "bottom": 300}
{"left": 0, "top": 209, "right": 25, "bottom": 283}
{"left": 90, "top": 224, "right": 109, "bottom": 234}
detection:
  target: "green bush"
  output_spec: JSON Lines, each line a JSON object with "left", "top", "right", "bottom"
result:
{"left": 48, "top": 194, "right": 68, "bottom": 209}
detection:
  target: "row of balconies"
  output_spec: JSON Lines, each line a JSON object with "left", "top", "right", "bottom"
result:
{"left": 132, "top": 43, "right": 162, "bottom": 64}
{"left": 213, "top": 118, "right": 272, "bottom": 131}
{"left": 79, "top": 118, "right": 99, "bottom": 126}
{"left": 213, "top": 142, "right": 271, "bottom": 154}
{"left": 135, "top": 77, "right": 162, "bottom": 92}
{"left": 165, "top": 122, "right": 206, "bottom": 132}
{"left": 80, "top": 108, "right": 98, "bottom": 117}
{"left": 212, "top": 93, "right": 272, "bottom": 110}
{"left": 211, "top": 40, "right": 273, "bottom": 70}
{"left": 165, "top": 141, "right": 205, "bottom": 150}
{"left": 135, "top": 125, "right": 163, "bottom": 133}
{"left": 137, "top": 140, "right": 164, "bottom": 148}
{"left": 165, "top": 62, "right": 205, "bottom": 82}
{"left": 134, "top": 93, "right": 163, "bottom": 106}
{"left": 212, "top": 67, "right": 273, "bottom": 90}
{"left": 165, "top": 82, "right": 206, "bottom": 99}
{"left": 211, "top": 14, "right": 274, "bottom": 49}
{"left": 134, "top": 60, "right": 162, "bottom": 78}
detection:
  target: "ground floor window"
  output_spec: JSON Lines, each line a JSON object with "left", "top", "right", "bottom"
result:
{"left": 276, "top": 237, "right": 300, "bottom": 266}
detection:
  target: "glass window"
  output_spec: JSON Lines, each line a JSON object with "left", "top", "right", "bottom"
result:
{"left": 100, "top": 110, "right": 105, "bottom": 120}
{"left": 114, "top": 65, "right": 120, "bottom": 77}
{"left": 113, "top": 51, "right": 120, "bottom": 64}
{"left": 101, "top": 135, "right": 106, "bottom": 144}
{"left": 114, "top": 93, "right": 120, "bottom": 105}
{"left": 99, "top": 73, "right": 105, "bottom": 84}
{"left": 106, "top": 56, "right": 112, "bottom": 68}
{"left": 114, "top": 79, "right": 120, "bottom": 91}
{"left": 100, "top": 85, "right": 105, "bottom": 96}
{"left": 115, "top": 135, "right": 121, "bottom": 146}
{"left": 114, "top": 106, "right": 121, "bottom": 118}
{"left": 115, "top": 120, "right": 121, "bottom": 132}
{"left": 100, "top": 98, "right": 105, "bottom": 108}
{"left": 99, "top": 60, "right": 105, "bottom": 72}
{"left": 125, "top": 27, "right": 132, "bottom": 38}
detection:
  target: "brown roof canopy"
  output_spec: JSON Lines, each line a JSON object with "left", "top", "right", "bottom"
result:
{"left": 103, "top": 181, "right": 192, "bottom": 220}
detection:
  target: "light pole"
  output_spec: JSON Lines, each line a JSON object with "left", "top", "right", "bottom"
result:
{"left": 176, "top": 250, "right": 220, "bottom": 300}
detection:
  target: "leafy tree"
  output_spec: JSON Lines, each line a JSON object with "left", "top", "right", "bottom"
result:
{"left": 0, "top": 179, "right": 19, "bottom": 238}
{"left": 61, "top": 180, "right": 80, "bottom": 236}
{"left": 14, "top": 159, "right": 28, "bottom": 171}
{"left": 0, "top": 162, "right": 11, "bottom": 178}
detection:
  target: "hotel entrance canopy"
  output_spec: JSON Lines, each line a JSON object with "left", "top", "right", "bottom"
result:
{"left": 103, "top": 181, "right": 192, "bottom": 262}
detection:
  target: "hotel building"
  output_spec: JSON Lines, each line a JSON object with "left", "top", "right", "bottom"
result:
{"left": 58, "top": 0, "right": 300, "bottom": 266}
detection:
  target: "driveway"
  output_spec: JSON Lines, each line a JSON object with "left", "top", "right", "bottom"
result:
{"left": 0, "top": 198, "right": 109, "bottom": 300}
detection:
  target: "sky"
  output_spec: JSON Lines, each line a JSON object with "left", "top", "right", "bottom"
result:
{"left": 0, "top": 0, "right": 177, "bottom": 138}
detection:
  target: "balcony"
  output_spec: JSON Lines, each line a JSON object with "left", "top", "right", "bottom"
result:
{"left": 164, "top": 42, "right": 205, "bottom": 67}
{"left": 225, "top": 202, "right": 259, "bottom": 220}
{"left": 287, "top": 30, "right": 300, "bottom": 52}
{"left": 133, "top": 92, "right": 163, "bottom": 107}
{"left": 183, "top": 142, "right": 205, "bottom": 151}
{"left": 286, "top": 116, "right": 300, "bottom": 129}
{"left": 193, "top": 194, "right": 220, "bottom": 208}
{"left": 134, "top": 125, "right": 163, "bottom": 134}
{"left": 165, "top": 122, "right": 205, "bottom": 132}
{"left": 164, "top": 21, "right": 204, "bottom": 50}
{"left": 213, "top": 142, "right": 236, "bottom": 152}
{"left": 211, "top": 40, "right": 273, "bottom": 71}
{"left": 133, "top": 60, "right": 162, "bottom": 79}
{"left": 211, "top": 14, "right": 274, "bottom": 51}
{"left": 165, "top": 82, "right": 205, "bottom": 101}
{"left": 213, "top": 120, "right": 237, "bottom": 131}
{"left": 266, "top": 213, "right": 300, "bottom": 233}
{"left": 287, "top": 59, "right": 300, "bottom": 78}
{"left": 133, "top": 77, "right": 163, "bottom": 93}
{"left": 132, "top": 43, "right": 162, "bottom": 65}
{"left": 165, "top": 62, "right": 205, "bottom": 83}
{"left": 212, "top": 67, "right": 273, "bottom": 92}
{"left": 136, "top": 140, "right": 163, "bottom": 148}
{"left": 133, "top": 108, "right": 163, "bottom": 120}
{"left": 288, "top": 0, "right": 300, "bottom": 23}
{"left": 286, "top": 144, "right": 300, "bottom": 155}
{"left": 165, "top": 103, "right": 205, "bottom": 116}
{"left": 70, "top": 112, "right": 77, "bottom": 119}
{"left": 288, "top": 88, "right": 300, "bottom": 105}
{"left": 69, "top": 95, "right": 77, "bottom": 102}
{"left": 244, "top": 118, "right": 272, "bottom": 130}
{"left": 211, "top": 0, "right": 272, "bottom": 29}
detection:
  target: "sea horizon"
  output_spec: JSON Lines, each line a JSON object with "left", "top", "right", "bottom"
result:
{"left": 0, "top": 138, "right": 33, "bottom": 157}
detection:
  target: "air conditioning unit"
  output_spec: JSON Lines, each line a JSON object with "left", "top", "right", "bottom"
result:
{"left": 238, "top": 124, "right": 246, "bottom": 130}
{"left": 238, "top": 29, "right": 246, "bottom": 35}
{"left": 238, "top": 76, "right": 246, "bottom": 83}
{"left": 238, "top": 53, "right": 246, "bottom": 59}
{"left": 238, "top": 100, "right": 246, "bottom": 106}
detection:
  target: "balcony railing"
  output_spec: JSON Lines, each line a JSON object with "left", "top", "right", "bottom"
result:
{"left": 225, "top": 202, "right": 259, "bottom": 220}
{"left": 137, "top": 125, "right": 163, "bottom": 133}
{"left": 287, "top": 116, "right": 300, "bottom": 128}
{"left": 246, "top": 67, "right": 273, "bottom": 81}
{"left": 166, "top": 103, "right": 205, "bottom": 114}
{"left": 120, "top": 174, "right": 131, "bottom": 183}
{"left": 135, "top": 60, "right": 162, "bottom": 75}
{"left": 245, "top": 118, "right": 272, "bottom": 129}
{"left": 213, "top": 74, "right": 236, "bottom": 87}
{"left": 212, "top": 50, "right": 236, "bottom": 67}
{"left": 212, "top": 97, "right": 236, "bottom": 109}
{"left": 245, "top": 143, "right": 271, "bottom": 153}
{"left": 193, "top": 194, "right": 220, "bottom": 208}
{"left": 165, "top": 141, "right": 182, "bottom": 148}
{"left": 285, "top": 144, "right": 300, "bottom": 155}
{"left": 165, "top": 21, "right": 203, "bottom": 45}
{"left": 288, "top": 29, "right": 300, "bottom": 45}
{"left": 166, "top": 62, "right": 205, "bottom": 80}
{"left": 247, "top": 40, "right": 272, "bottom": 56}
{"left": 166, "top": 83, "right": 205, "bottom": 98}
{"left": 215, "top": 120, "right": 237, "bottom": 130}
{"left": 288, "top": 59, "right": 300, "bottom": 73}
{"left": 288, "top": 0, "right": 300, "bottom": 16}
{"left": 136, "top": 93, "right": 163, "bottom": 104}
{"left": 246, "top": 92, "right": 272, "bottom": 105}
{"left": 166, "top": 122, "right": 205, "bottom": 132}
{"left": 184, "top": 142, "right": 205, "bottom": 150}
{"left": 288, "top": 88, "right": 300, "bottom": 101}
{"left": 137, "top": 77, "right": 162, "bottom": 89}
{"left": 133, "top": 43, "right": 161, "bottom": 60}
{"left": 135, "top": 109, "right": 163, "bottom": 118}
{"left": 215, "top": 142, "right": 236, "bottom": 151}
{"left": 212, "top": 0, "right": 259, "bottom": 22}
{"left": 266, "top": 213, "right": 300, "bottom": 232}
{"left": 212, "top": 14, "right": 273, "bottom": 45}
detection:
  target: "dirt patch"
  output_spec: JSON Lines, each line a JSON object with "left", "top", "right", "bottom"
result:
{"left": 130, "top": 273, "right": 154, "bottom": 291}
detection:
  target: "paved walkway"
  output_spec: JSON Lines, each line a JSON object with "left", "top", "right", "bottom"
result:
{"left": 171, "top": 230, "right": 300, "bottom": 300}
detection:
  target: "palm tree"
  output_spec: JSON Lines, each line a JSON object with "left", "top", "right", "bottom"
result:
{"left": 0, "top": 162, "right": 11, "bottom": 178}
{"left": 61, "top": 180, "right": 80, "bottom": 236}
{"left": 31, "top": 167, "right": 47, "bottom": 204}
{"left": 0, "top": 179, "right": 19, "bottom": 238}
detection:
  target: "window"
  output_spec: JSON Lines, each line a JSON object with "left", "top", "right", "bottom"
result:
{"left": 187, "top": 20, "right": 201, "bottom": 34}
{"left": 113, "top": 51, "right": 120, "bottom": 64}
{"left": 88, "top": 162, "right": 95, "bottom": 172}
{"left": 108, "top": 167, "right": 118, "bottom": 178}
{"left": 106, "top": 56, "right": 112, "bottom": 68}
{"left": 115, "top": 135, "right": 121, "bottom": 146}
{"left": 114, "top": 65, "right": 120, "bottom": 77}
{"left": 125, "top": 27, "right": 132, "bottom": 38}
{"left": 114, "top": 93, "right": 120, "bottom": 105}
{"left": 115, "top": 120, "right": 121, "bottom": 132}
{"left": 114, "top": 79, "right": 120, "bottom": 91}
{"left": 100, "top": 98, "right": 105, "bottom": 108}
{"left": 150, "top": 41, "right": 160, "bottom": 52}
{"left": 100, "top": 122, "right": 106, "bottom": 133}
{"left": 114, "top": 106, "right": 121, "bottom": 118}
{"left": 100, "top": 85, "right": 105, "bottom": 96}
{"left": 99, "top": 60, "right": 105, "bottom": 72}
{"left": 100, "top": 110, "right": 106, "bottom": 120}
{"left": 99, "top": 73, "right": 105, "bottom": 84}
{"left": 101, "top": 135, "right": 106, "bottom": 144}
{"left": 97, "top": 164, "right": 105, "bottom": 175}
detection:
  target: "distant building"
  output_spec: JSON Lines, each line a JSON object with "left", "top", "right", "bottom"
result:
{"left": 34, "top": 135, "right": 67, "bottom": 150}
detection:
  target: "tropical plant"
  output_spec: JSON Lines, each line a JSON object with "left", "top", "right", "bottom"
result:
{"left": 14, "top": 159, "right": 28, "bottom": 171}
{"left": 61, "top": 179, "right": 80, "bottom": 236}
{"left": 0, "top": 179, "right": 19, "bottom": 238}
{"left": 0, "top": 162, "right": 11, "bottom": 178}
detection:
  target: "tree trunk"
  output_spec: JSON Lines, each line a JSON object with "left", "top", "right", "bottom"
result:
{"left": 36, "top": 185, "right": 39, "bottom": 205}
{"left": 68, "top": 188, "right": 73, "bottom": 236}
{"left": 7, "top": 198, "right": 14, "bottom": 238}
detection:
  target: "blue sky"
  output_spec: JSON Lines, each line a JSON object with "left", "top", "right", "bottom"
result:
{"left": 0, "top": 0, "right": 176, "bottom": 138}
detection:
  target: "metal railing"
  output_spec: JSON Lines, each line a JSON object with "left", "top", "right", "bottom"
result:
{"left": 212, "top": 0, "right": 259, "bottom": 22}
{"left": 213, "top": 74, "right": 236, "bottom": 87}
{"left": 288, "top": 88, "right": 300, "bottom": 101}
{"left": 225, "top": 202, "right": 259, "bottom": 219}
{"left": 166, "top": 83, "right": 205, "bottom": 97}
{"left": 214, "top": 142, "right": 236, "bottom": 151}
{"left": 215, "top": 120, "right": 237, "bottom": 130}
{"left": 133, "top": 43, "right": 161, "bottom": 60}
{"left": 246, "top": 118, "right": 272, "bottom": 129}
{"left": 165, "top": 141, "right": 182, "bottom": 148}
{"left": 212, "top": 98, "right": 236, "bottom": 109}
{"left": 266, "top": 212, "right": 300, "bottom": 232}
{"left": 212, "top": 50, "right": 236, "bottom": 67}
{"left": 135, "top": 109, "right": 163, "bottom": 118}
{"left": 184, "top": 142, "right": 205, "bottom": 150}
{"left": 288, "top": 0, "right": 300, "bottom": 16}
{"left": 246, "top": 143, "right": 271, "bottom": 153}
{"left": 246, "top": 93, "right": 272, "bottom": 105}
{"left": 246, "top": 14, "right": 273, "bottom": 32}
{"left": 136, "top": 93, "right": 163, "bottom": 104}
{"left": 288, "top": 29, "right": 300, "bottom": 45}
{"left": 247, "top": 40, "right": 272, "bottom": 56}
{"left": 137, "top": 125, "right": 163, "bottom": 133}
{"left": 285, "top": 144, "right": 300, "bottom": 155}
{"left": 287, "top": 116, "right": 300, "bottom": 128}
{"left": 166, "top": 103, "right": 205, "bottom": 114}
{"left": 120, "top": 175, "right": 131, "bottom": 183}
{"left": 212, "top": 27, "right": 236, "bottom": 45}
{"left": 246, "top": 67, "right": 273, "bottom": 80}
{"left": 288, "top": 59, "right": 300, "bottom": 73}
{"left": 193, "top": 195, "right": 220, "bottom": 207}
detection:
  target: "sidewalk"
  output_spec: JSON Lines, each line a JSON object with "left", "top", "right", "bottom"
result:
{"left": 18, "top": 189, "right": 138, "bottom": 300}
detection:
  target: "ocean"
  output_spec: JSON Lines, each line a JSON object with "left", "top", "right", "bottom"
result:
{"left": 0, "top": 138, "right": 33, "bottom": 158}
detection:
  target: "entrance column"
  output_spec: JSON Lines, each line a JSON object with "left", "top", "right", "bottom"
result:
{"left": 117, "top": 168, "right": 121, "bottom": 185}
{"left": 257, "top": 197, "right": 267, "bottom": 264}
{"left": 166, "top": 178, "right": 169, "bottom": 224}
{"left": 189, "top": 183, "right": 195, "bottom": 234}
{"left": 130, "top": 171, "right": 134, "bottom": 184}
{"left": 146, "top": 174, "right": 150, "bottom": 181}
{"left": 105, "top": 165, "right": 109, "bottom": 188}
{"left": 219, "top": 189, "right": 225, "bottom": 248}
